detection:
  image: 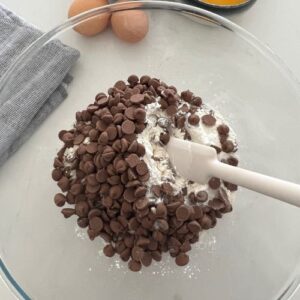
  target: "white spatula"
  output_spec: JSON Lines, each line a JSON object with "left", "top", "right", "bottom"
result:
{"left": 167, "top": 137, "right": 300, "bottom": 208}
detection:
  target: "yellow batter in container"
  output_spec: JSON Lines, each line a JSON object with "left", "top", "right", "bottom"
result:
{"left": 199, "top": 0, "right": 252, "bottom": 8}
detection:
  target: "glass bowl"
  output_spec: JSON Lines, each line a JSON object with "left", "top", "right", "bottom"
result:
{"left": 1, "top": 1, "right": 300, "bottom": 299}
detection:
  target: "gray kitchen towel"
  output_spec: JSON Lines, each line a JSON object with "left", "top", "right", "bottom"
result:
{"left": 0, "top": 3, "right": 80, "bottom": 166}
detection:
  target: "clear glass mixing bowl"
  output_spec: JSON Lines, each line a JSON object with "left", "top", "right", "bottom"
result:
{"left": 0, "top": 1, "right": 300, "bottom": 299}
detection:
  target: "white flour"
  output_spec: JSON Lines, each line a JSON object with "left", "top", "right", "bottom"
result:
{"left": 137, "top": 100, "right": 238, "bottom": 204}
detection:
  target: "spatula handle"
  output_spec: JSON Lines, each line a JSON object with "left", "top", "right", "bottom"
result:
{"left": 210, "top": 161, "right": 300, "bottom": 207}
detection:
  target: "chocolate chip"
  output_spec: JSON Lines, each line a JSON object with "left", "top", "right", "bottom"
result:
{"left": 128, "top": 140, "right": 138, "bottom": 153}
{"left": 227, "top": 156, "right": 239, "bottom": 166}
{"left": 54, "top": 193, "right": 66, "bottom": 207}
{"left": 86, "top": 143, "right": 98, "bottom": 154}
{"left": 208, "top": 198, "right": 225, "bottom": 210}
{"left": 122, "top": 120, "right": 135, "bottom": 135}
{"left": 187, "top": 221, "right": 201, "bottom": 233}
{"left": 136, "top": 143, "right": 146, "bottom": 157}
{"left": 222, "top": 140, "right": 234, "bottom": 153}
{"left": 224, "top": 181, "right": 238, "bottom": 192}
{"left": 135, "top": 197, "right": 148, "bottom": 210}
{"left": 112, "top": 140, "right": 121, "bottom": 153}
{"left": 118, "top": 138, "right": 128, "bottom": 153}
{"left": 83, "top": 161, "right": 95, "bottom": 174}
{"left": 75, "top": 201, "right": 89, "bottom": 217}
{"left": 149, "top": 78, "right": 160, "bottom": 89}
{"left": 57, "top": 176, "right": 70, "bottom": 192}
{"left": 113, "top": 113, "right": 123, "bottom": 125}
{"left": 217, "top": 124, "right": 229, "bottom": 136}
{"left": 141, "top": 252, "right": 152, "bottom": 267}
{"left": 131, "top": 246, "right": 144, "bottom": 261}
{"left": 107, "top": 175, "right": 120, "bottom": 185}
{"left": 160, "top": 132, "right": 170, "bottom": 145}
{"left": 139, "top": 172, "right": 149, "bottom": 183}
{"left": 115, "top": 159, "right": 127, "bottom": 174}
{"left": 151, "top": 185, "right": 161, "bottom": 197}
{"left": 128, "top": 259, "right": 142, "bottom": 272}
{"left": 101, "top": 196, "right": 112, "bottom": 208}
{"left": 61, "top": 208, "right": 75, "bottom": 218}
{"left": 196, "top": 191, "right": 208, "bottom": 202}
{"left": 119, "top": 248, "right": 131, "bottom": 262}
{"left": 151, "top": 251, "right": 162, "bottom": 261}
{"left": 134, "top": 108, "right": 146, "bottom": 122}
{"left": 176, "top": 205, "right": 190, "bottom": 221}
{"left": 166, "top": 202, "right": 181, "bottom": 214}
{"left": 70, "top": 183, "right": 83, "bottom": 195}
{"left": 98, "top": 131, "right": 108, "bottom": 146}
{"left": 202, "top": 114, "right": 216, "bottom": 126}
{"left": 175, "top": 252, "right": 189, "bottom": 266}
{"left": 102, "top": 146, "right": 115, "bottom": 162}
{"left": 77, "top": 217, "right": 89, "bottom": 228}
{"left": 106, "top": 126, "right": 118, "bottom": 141}
{"left": 188, "top": 114, "right": 200, "bottom": 126}
{"left": 124, "top": 187, "right": 136, "bottom": 202}
{"left": 128, "top": 74, "right": 139, "bottom": 86}
{"left": 134, "top": 186, "right": 147, "bottom": 197}
{"left": 109, "top": 185, "right": 124, "bottom": 200}
{"left": 130, "top": 94, "right": 144, "bottom": 104}
{"left": 76, "top": 144, "right": 86, "bottom": 155}
{"left": 208, "top": 177, "right": 221, "bottom": 189}
{"left": 96, "top": 120, "right": 107, "bottom": 132}
{"left": 102, "top": 113, "right": 113, "bottom": 124}
{"left": 73, "top": 134, "right": 85, "bottom": 145}
{"left": 114, "top": 80, "right": 126, "bottom": 91}
{"left": 103, "top": 244, "right": 115, "bottom": 257}
{"left": 140, "top": 75, "right": 150, "bottom": 85}
{"left": 100, "top": 183, "right": 110, "bottom": 196}
{"left": 155, "top": 203, "right": 167, "bottom": 217}
{"left": 156, "top": 219, "right": 169, "bottom": 232}
{"left": 175, "top": 115, "right": 186, "bottom": 129}
{"left": 125, "top": 153, "right": 140, "bottom": 168}
{"left": 95, "top": 92, "right": 106, "bottom": 100}
{"left": 125, "top": 106, "right": 136, "bottom": 120}
{"left": 89, "top": 217, "right": 103, "bottom": 233}
{"left": 66, "top": 192, "right": 75, "bottom": 204}
{"left": 200, "top": 214, "right": 213, "bottom": 229}
{"left": 98, "top": 97, "right": 108, "bottom": 108}
{"left": 52, "top": 169, "right": 62, "bottom": 181}
{"left": 128, "top": 217, "right": 139, "bottom": 231}
{"left": 192, "top": 97, "right": 202, "bottom": 106}
{"left": 127, "top": 168, "right": 137, "bottom": 181}
{"left": 88, "top": 209, "right": 101, "bottom": 219}
{"left": 188, "top": 192, "right": 196, "bottom": 203}
{"left": 136, "top": 161, "right": 148, "bottom": 176}
{"left": 96, "top": 169, "right": 108, "bottom": 183}
{"left": 166, "top": 105, "right": 177, "bottom": 116}
{"left": 181, "top": 90, "right": 193, "bottom": 102}
{"left": 62, "top": 132, "right": 74, "bottom": 143}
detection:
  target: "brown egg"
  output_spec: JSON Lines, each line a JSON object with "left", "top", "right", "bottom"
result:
{"left": 111, "top": 10, "right": 149, "bottom": 43}
{"left": 68, "top": 0, "right": 110, "bottom": 36}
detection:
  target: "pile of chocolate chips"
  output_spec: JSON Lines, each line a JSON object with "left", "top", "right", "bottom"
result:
{"left": 52, "top": 75, "right": 238, "bottom": 272}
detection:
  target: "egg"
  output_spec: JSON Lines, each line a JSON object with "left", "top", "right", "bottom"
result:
{"left": 111, "top": 10, "right": 149, "bottom": 43}
{"left": 68, "top": 0, "right": 110, "bottom": 36}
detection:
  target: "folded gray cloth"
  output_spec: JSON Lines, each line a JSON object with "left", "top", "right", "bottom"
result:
{"left": 0, "top": 4, "right": 80, "bottom": 166}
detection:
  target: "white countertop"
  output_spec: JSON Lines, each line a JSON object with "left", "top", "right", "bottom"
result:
{"left": 1, "top": 0, "right": 300, "bottom": 299}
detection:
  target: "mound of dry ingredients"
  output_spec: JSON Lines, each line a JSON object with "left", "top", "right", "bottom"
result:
{"left": 51, "top": 75, "right": 239, "bottom": 272}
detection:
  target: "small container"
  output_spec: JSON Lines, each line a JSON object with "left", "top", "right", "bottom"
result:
{"left": 193, "top": 0, "right": 254, "bottom": 9}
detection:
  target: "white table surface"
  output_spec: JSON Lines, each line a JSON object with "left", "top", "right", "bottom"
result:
{"left": 1, "top": 0, "right": 300, "bottom": 299}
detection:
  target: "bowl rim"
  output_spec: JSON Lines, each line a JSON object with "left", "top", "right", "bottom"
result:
{"left": 0, "top": 1, "right": 300, "bottom": 299}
